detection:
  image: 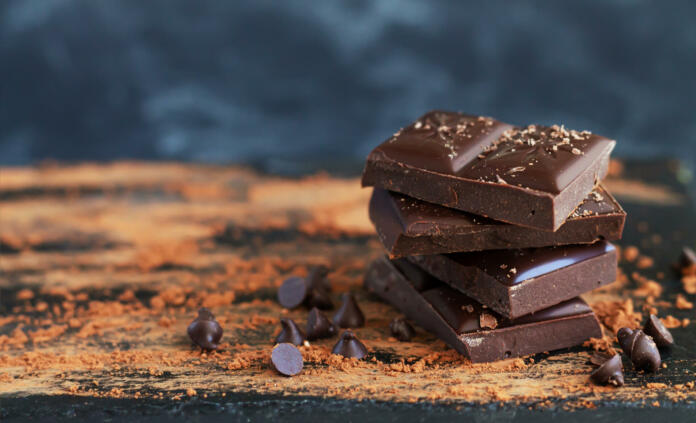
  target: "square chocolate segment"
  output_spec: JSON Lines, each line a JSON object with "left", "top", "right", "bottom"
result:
{"left": 364, "top": 256, "right": 602, "bottom": 363}
{"left": 408, "top": 241, "right": 617, "bottom": 319}
{"left": 369, "top": 185, "right": 625, "bottom": 257}
{"left": 361, "top": 111, "right": 616, "bottom": 231}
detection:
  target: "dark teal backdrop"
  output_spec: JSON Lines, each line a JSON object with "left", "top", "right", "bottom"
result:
{"left": 1, "top": 0, "right": 695, "bottom": 175}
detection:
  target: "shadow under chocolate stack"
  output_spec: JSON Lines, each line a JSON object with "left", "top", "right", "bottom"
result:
{"left": 362, "top": 111, "right": 625, "bottom": 363}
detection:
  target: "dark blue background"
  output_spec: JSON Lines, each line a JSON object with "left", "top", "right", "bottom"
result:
{"left": 1, "top": 0, "right": 695, "bottom": 175}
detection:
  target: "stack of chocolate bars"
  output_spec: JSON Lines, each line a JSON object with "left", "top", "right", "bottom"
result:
{"left": 362, "top": 111, "right": 626, "bottom": 363}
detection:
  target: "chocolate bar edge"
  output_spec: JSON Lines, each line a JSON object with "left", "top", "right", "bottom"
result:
{"left": 364, "top": 256, "right": 602, "bottom": 363}
{"left": 361, "top": 141, "right": 614, "bottom": 231}
{"left": 409, "top": 244, "right": 617, "bottom": 319}
{"left": 369, "top": 186, "right": 626, "bottom": 258}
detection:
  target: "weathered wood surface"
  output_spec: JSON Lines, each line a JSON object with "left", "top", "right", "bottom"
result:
{"left": 0, "top": 161, "right": 694, "bottom": 420}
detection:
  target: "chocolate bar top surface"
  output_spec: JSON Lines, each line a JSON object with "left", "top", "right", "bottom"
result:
{"left": 421, "top": 285, "right": 592, "bottom": 334}
{"left": 381, "top": 185, "right": 621, "bottom": 237}
{"left": 372, "top": 110, "right": 615, "bottom": 194}
{"left": 441, "top": 241, "right": 615, "bottom": 286}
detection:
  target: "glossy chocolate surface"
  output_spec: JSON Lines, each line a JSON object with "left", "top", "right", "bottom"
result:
{"left": 446, "top": 241, "right": 615, "bottom": 286}
{"left": 458, "top": 125, "right": 614, "bottom": 193}
{"left": 421, "top": 285, "right": 591, "bottom": 334}
{"left": 363, "top": 256, "right": 602, "bottom": 362}
{"left": 370, "top": 111, "right": 615, "bottom": 193}
{"left": 375, "top": 111, "right": 513, "bottom": 175}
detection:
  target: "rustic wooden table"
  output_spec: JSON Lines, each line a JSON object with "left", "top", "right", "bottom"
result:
{"left": 0, "top": 160, "right": 694, "bottom": 422}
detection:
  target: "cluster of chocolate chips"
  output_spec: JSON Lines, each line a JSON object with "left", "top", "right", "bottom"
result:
{"left": 271, "top": 266, "right": 369, "bottom": 376}
{"left": 590, "top": 314, "right": 674, "bottom": 386}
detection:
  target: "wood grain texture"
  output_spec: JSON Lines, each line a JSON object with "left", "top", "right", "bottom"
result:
{"left": 0, "top": 162, "right": 694, "bottom": 415}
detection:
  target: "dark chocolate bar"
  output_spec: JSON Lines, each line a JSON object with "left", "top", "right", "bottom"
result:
{"left": 361, "top": 111, "right": 615, "bottom": 231}
{"left": 370, "top": 185, "right": 625, "bottom": 257}
{"left": 408, "top": 241, "right": 617, "bottom": 319}
{"left": 364, "top": 256, "right": 602, "bottom": 363}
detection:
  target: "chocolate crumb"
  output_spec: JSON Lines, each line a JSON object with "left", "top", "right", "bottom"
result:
{"left": 479, "top": 312, "right": 498, "bottom": 330}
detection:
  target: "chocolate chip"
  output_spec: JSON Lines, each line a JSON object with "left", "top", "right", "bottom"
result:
{"left": 277, "top": 269, "right": 334, "bottom": 310}
{"left": 305, "top": 285, "right": 334, "bottom": 310}
{"left": 617, "top": 328, "right": 661, "bottom": 372}
{"left": 187, "top": 308, "right": 223, "bottom": 350}
{"left": 275, "top": 318, "right": 306, "bottom": 346}
{"left": 588, "top": 351, "right": 613, "bottom": 366}
{"left": 643, "top": 314, "right": 674, "bottom": 348}
{"left": 590, "top": 354, "right": 624, "bottom": 386}
{"left": 333, "top": 293, "right": 365, "bottom": 328}
{"left": 271, "top": 343, "right": 303, "bottom": 376}
{"left": 390, "top": 317, "right": 414, "bottom": 342}
{"left": 277, "top": 276, "right": 309, "bottom": 309}
{"left": 679, "top": 246, "right": 696, "bottom": 275}
{"left": 306, "top": 307, "right": 336, "bottom": 340}
{"left": 331, "top": 330, "right": 367, "bottom": 359}
{"left": 307, "top": 265, "right": 331, "bottom": 292}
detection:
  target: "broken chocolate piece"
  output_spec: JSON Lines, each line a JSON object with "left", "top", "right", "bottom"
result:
{"left": 617, "top": 328, "right": 661, "bottom": 372}
{"left": 333, "top": 293, "right": 365, "bottom": 328}
{"left": 364, "top": 256, "right": 602, "bottom": 363}
{"left": 590, "top": 354, "right": 624, "bottom": 386}
{"left": 362, "top": 111, "right": 615, "bottom": 231}
{"left": 370, "top": 186, "right": 626, "bottom": 257}
{"left": 187, "top": 308, "right": 223, "bottom": 350}
{"left": 305, "top": 307, "right": 336, "bottom": 340}
{"left": 589, "top": 351, "right": 614, "bottom": 366}
{"left": 271, "top": 343, "right": 303, "bottom": 376}
{"left": 331, "top": 330, "right": 368, "bottom": 359}
{"left": 390, "top": 317, "right": 415, "bottom": 342}
{"left": 643, "top": 314, "right": 674, "bottom": 348}
{"left": 274, "top": 318, "right": 306, "bottom": 346}
{"left": 409, "top": 241, "right": 617, "bottom": 319}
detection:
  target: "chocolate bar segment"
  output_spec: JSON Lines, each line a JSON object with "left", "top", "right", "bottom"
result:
{"left": 364, "top": 257, "right": 602, "bottom": 363}
{"left": 408, "top": 241, "right": 617, "bottom": 319}
{"left": 370, "top": 185, "right": 625, "bottom": 257}
{"left": 361, "top": 111, "right": 616, "bottom": 231}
